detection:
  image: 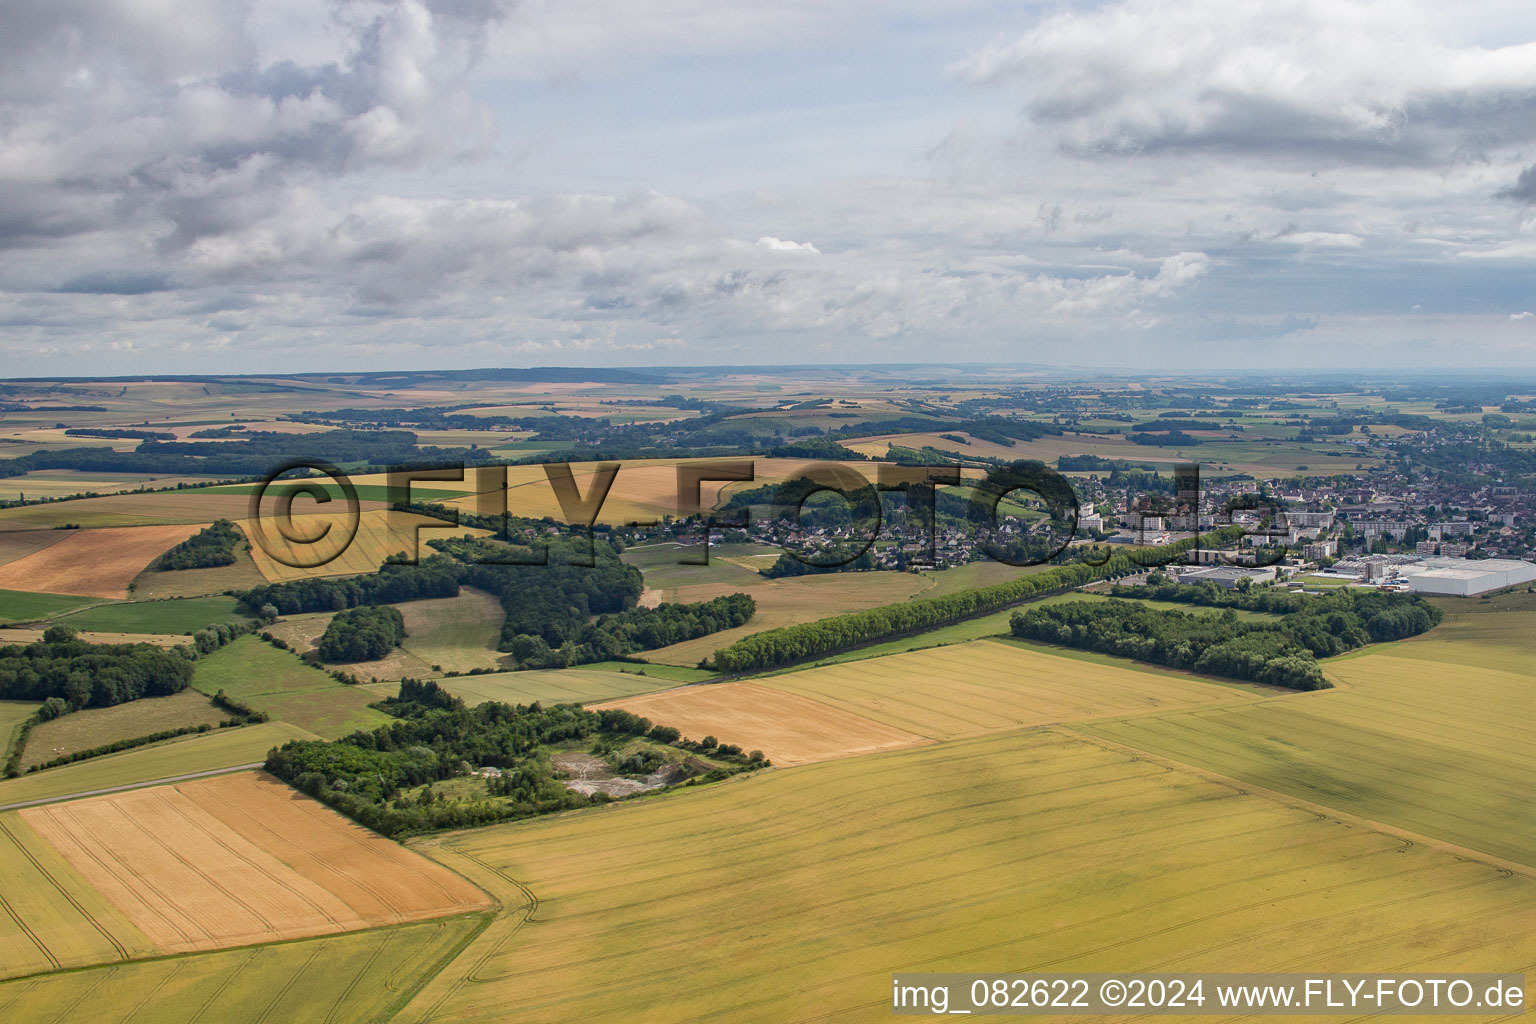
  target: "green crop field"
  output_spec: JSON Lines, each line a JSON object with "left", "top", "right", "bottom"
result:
{"left": 0, "top": 915, "right": 486, "bottom": 1021}
{"left": 0, "top": 722, "right": 316, "bottom": 809}
{"left": 19, "top": 690, "right": 231, "bottom": 770}
{"left": 1081, "top": 602, "right": 1536, "bottom": 867}
{"left": 0, "top": 813, "right": 156, "bottom": 977}
{"left": 193, "top": 637, "right": 396, "bottom": 738}
{"left": 0, "top": 589, "right": 102, "bottom": 625}
{"left": 48, "top": 595, "right": 251, "bottom": 635}
{"left": 0, "top": 701, "right": 38, "bottom": 762}
{"left": 760, "top": 639, "right": 1260, "bottom": 740}
{"left": 433, "top": 667, "right": 678, "bottom": 706}
{"left": 395, "top": 728, "right": 1536, "bottom": 1023}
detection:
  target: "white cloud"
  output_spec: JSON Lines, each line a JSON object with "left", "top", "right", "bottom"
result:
{"left": 1511, "top": 311, "right": 1535, "bottom": 320}
{"left": 756, "top": 236, "right": 820, "bottom": 253}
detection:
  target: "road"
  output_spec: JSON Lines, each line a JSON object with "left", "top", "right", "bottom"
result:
{"left": 0, "top": 762, "right": 263, "bottom": 812}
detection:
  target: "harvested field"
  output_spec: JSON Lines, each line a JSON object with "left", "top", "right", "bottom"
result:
{"left": 591, "top": 681, "right": 930, "bottom": 765}
{"left": 763, "top": 639, "right": 1260, "bottom": 741}
{"left": 0, "top": 470, "right": 224, "bottom": 502}
{"left": 0, "top": 524, "right": 206, "bottom": 599}
{"left": 20, "top": 772, "right": 491, "bottom": 955}
{"left": 0, "top": 529, "right": 69, "bottom": 568}
{"left": 0, "top": 813, "right": 155, "bottom": 978}
{"left": 0, "top": 722, "right": 317, "bottom": 810}
{"left": 0, "top": 916, "right": 484, "bottom": 1023}
{"left": 643, "top": 572, "right": 932, "bottom": 667}
{"left": 239, "top": 508, "right": 489, "bottom": 583}
{"left": 0, "top": 628, "right": 184, "bottom": 647}
{"left": 404, "top": 728, "right": 1536, "bottom": 1023}
{"left": 20, "top": 691, "right": 232, "bottom": 770}
{"left": 127, "top": 542, "right": 268, "bottom": 600}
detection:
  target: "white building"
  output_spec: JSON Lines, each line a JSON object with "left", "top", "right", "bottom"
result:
{"left": 1401, "top": 557, "right": 1536, "bottom": 597}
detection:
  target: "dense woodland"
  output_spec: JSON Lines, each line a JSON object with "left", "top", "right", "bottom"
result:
{"left": 264, "top": 679, "right": 765, "bottom": 836}
{"left": 708, "top": 530, "right": 1243, "bottom": 673}
{"left": 1010, "top": 589, "right": 1442, "bottom": 689}
{"left": 317, "top": 605, "right": 406, "bottom": 662}
{"left": 0, "top": 626, "right": 193, "bottom": 707}
{"left": 155, "top": 519, "right": 242, "bottom": 570}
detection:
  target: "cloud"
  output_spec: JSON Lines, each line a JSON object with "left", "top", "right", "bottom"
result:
{"left": 756, "top": 236, "right": 819, "bottom": 253}
{"left": 57, "top": 271, "right": 174, "bottom": 295}
{"left": 1511, "top": 311, "right": 1535, "bottom": 320}
{"left": 1498, "top": 165, "right": 1536, "bottom": 202}
{"left": 958, "top": 0, "right": 1536, "bottom": 167}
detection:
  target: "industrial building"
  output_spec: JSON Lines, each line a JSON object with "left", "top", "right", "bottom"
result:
{"left": 1175, "top": 565, "right": 1278, "bottom": 589}
{"left": 1400, "top": 557, "right": 1536, "bottom": 597}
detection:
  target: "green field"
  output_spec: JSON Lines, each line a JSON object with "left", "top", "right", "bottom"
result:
{"left": 399, "top": 728, "right": 1536, "bottom": 1022}
{"left": 431, "top": 667, "right": 679, "bottom": 707}
{"left": 0, "top": 813, "right": 156, "bottom": 977}
{"left": 1081, "top": 602, "right": 1536, "bottom": 866}
{"left": 0, "top": 701, "right": 38, "bottom": 762}
{"left": 582, "top": 661, "right": 716, "bottom": 683}
{"left": 0, "top": 916, "right": 486, "bottom": 1021}
{"left": 0, "top": 589, "right": 103, "bottom": 625}
{"left": 19, "top": 690, "right": 231, "bottom": 770}
{"left": 193, "top": 636, "right": 396, "bottom": 738}
{"left": 48, "top": 595, "right": 251, "bottom": 634}
{"left": 0, "top": 722, "right": 316, "bottom": 808}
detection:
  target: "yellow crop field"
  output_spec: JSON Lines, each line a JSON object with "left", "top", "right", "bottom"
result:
{"left": 591, "top": 681, "right": 930, "bottom": 765}
{"left": 0, "top": 813, "right": 155, "bottom": 978}
{"left": 20, "top": 773, "right": 491, "bottom": 956}
{"left": 0, "top": 523, "right": 206, "bottom": 598}
{"left": 643, "top": 572, "right": 933, "bottom": 667}
{"left": 238, "top": 508, "right": 490, "bottom": 582}
{"left": 762, "top": 639, "right": 1259, "bottom": 741}
{"left": 397, "top": 729, "right": 1536, "bottom": 1023}
{"left": 1083, "top": 634, "right": 1536, "bottom": 867}
{"left": 0, "top": 916, "right": 487, "bottom": 1023}
{"left": 430, "top": 667, "right": 673, "bottom": 707}
{"left": 0, "top": 721, "right": 317, "bottom": 809}
{"left": 0, "top": 492, "right": 266, "bottom": 532}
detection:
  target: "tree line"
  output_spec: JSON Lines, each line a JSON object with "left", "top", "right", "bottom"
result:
{"left": 155, "top": 519, "right": 242, "bottom": 570}
{"left": 707, "top": 529, "right": 1245, "bottom": 673}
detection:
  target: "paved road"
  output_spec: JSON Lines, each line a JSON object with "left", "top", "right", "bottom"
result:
{"left": 0, "top": 762, "right": 263, "bottom": 812}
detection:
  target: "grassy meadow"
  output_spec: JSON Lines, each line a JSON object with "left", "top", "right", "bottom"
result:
{"left": 193, "top": 637, "right": 396, "bottom": 738}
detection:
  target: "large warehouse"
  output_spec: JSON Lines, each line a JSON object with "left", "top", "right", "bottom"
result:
{"left": 1400, "top": 556, "right": 1536, "bottom": 596}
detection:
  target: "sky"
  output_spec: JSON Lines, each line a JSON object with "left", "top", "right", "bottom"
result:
{"left": 4, "top": 0, "right": 1536, "bottom": 375}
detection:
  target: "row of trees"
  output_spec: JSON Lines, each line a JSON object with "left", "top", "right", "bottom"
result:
{"left": 0, "top": 626, "right": 194, "bottom": 707}
{"left": 507, "top": 592, "right": 755, "bottom": 668}
{"left": 708, "top": 530, "right": 1243, "bottom": 674}
{"left": 240, "top": 557, "right": 462, "bottom": 614}
{"left": 317, "top": 605, "right": 407, "bottom": 662}
{"left": 156, "top": 519, "right": 242, "bottom": 570}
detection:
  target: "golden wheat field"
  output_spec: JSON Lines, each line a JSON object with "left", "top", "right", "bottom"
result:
{"left": 0, "top": 524, "right": 207, "bottom": 598}
{"left": 17, "top": 773, "right": 490, "bottom": 958}
{"left": 239, "top": 509, "right": 490, "bottom": 582}
{"left": 591, "top": 681, "right": 931, "bottom": 765}
{"left": 398, "top": 728, "right": 1536, "bottom": 1023}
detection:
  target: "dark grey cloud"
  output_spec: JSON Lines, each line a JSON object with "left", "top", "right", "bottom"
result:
{"left": 1498, "top": 164, "right": 1536, "bottom": 202}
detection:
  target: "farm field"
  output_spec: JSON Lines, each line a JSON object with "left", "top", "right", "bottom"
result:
{"left": 591, "top": 681, "right": 931, "bottom": 765}
{"left": 19, "top": 691, "right": 233, "bottom": 770}
{"left": 0, "top": 588, "right": 101, "bottom": 625}
{"left": 0, "top": 471, "right": 225, "bottom": 502}
{"left": 47, "top": 595, "right": 250, "bottom": 634}
{"left": 0, "top": 529, "right": 70, "bottom": 568}
{"left": 401, "top": 728, "right": 1536, "bottom": 1023}
{"left": 267, "top": 588, "right": 507, "bottom": 679}
{"left": 0, "top": 628, "right": 184, "bottom": 647}
{"left": 0, "top": 916, "right": 486, "bottom": 1024}
{"left": 238, "top": 509, "right": 489, "bottom": 583}
{"left": 423, "top": 667, "right": 676, "bottom": 708}
{"left": 0, "top": 492, "right": 267, "bottom": 532}
{"left": 0, "top": 722, "right": 317, "bottom": 810}
{"left": 18, "top": 773, "right": 492, "bottom": 956}
{"left": 0, "top": 524, "right": 206, "bottom": 599}
{"left": 127, "top": 544, "right": 268, "bottom": 599}
{"left": 761, "top": 639, "right": 1260, "bottom": 741}
{"left": 0, "top": 813, "right": 155, "bottom": 978}
{"left": 643, "top": 572, "right": 933, "bottom": 667}
{"left": 194, "top": 637, "right": 396, "bottom": 738}
{"left": 1, "top": 700, "right": 38, "bottom": 761}
{"left": 1081, "top": 615, "right": 1536, "bottom": 867}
